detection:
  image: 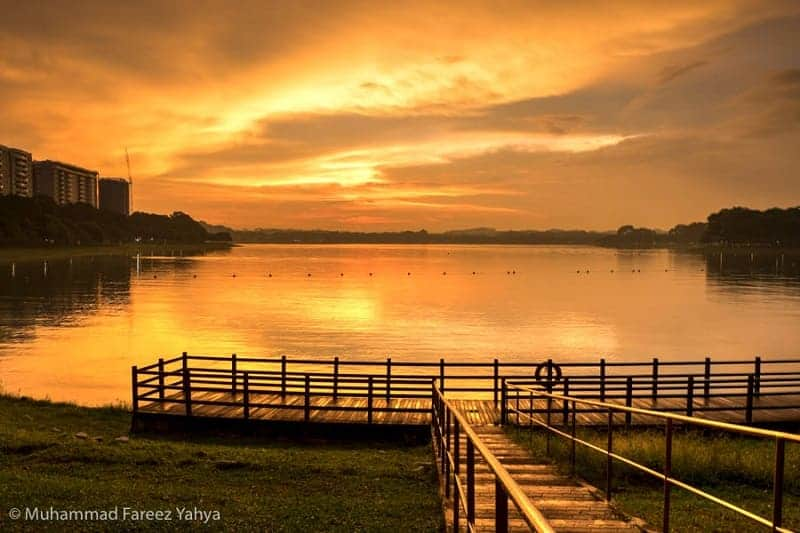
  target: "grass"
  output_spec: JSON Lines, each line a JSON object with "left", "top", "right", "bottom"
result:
{"left": 0, "top": 394, "right": 442, "bottom": 532}
{"left": 507, "top": 424, "right": 800, "bottom": 532}
{"left": 0, "top": 242, "right": 234, "bottom": 262}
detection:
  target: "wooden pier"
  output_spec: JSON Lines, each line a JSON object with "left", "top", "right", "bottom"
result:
{"left": 132, "top": 354, "right": 800, "bottom": 532}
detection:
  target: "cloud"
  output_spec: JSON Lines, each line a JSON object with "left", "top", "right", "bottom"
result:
{"left": 1, "top": 1, "right": 799, "bottom": 230}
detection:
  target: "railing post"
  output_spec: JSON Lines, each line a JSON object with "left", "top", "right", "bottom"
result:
{"left": 131, "top": 366, "right": 139, "bottom": 416}
{"left": 545, "top": 391, "right": 552, "bottom": 455}
{"left": 243, "top": 371, "right": 250, "bottom": 420}
{"left": 500, "top": 378, "right": 508, "bottom": 425}
{"left": 439, "top": 358, "right": 445, "bottom": 393}
{"left": 663, "top": 418, "right": 673, "bottom": 533}
{"left": 600, "top": 358, "right": 606, "bottom": 402}
{"left": 304, "top": 374, "right": 311, "bottom": 423}
{"left": 495, "top": 478, "right": 508, "bottom": 533}
{"left": 281, "top": 355, "right": 287, "bottom": 398}
{"left": 231, "top": 353, "right": 237, "bottom": 396}
{"left": 773, "top": 437, "right": 785, "bottom": 531}
{"left": 493, "top": 358, "right": 499, "bottom": 408}
{"left": 746, "top": 374, "right": 754, "bottom": 424}
{"left": 754, "top": 356, "right": 762, "bottom": 398}
{"left": 445, "top": 408, "right": 451, "bottom": 498}
{"left": 606, "top": 408, "right": 613, "bottom": 501}
{"left": 333, "top": 356, "right": 339, "bottom": 402}
{"left": 158, "top": 357, "right": 165, "bottom": 401}
{"left": 704, "top": 357, "right": 711, "bottom": 400}
{"left": 571, "top": 400, "right": 577, "bottom": 477}
{"left": 562, "top": 377, "right": 570, "bottom": 425}
{"left": 367, "top": 376, "right": 374, "bottom": 425}
{"left": 183, "top": 367, "right": 192, "bottom": 417}
{"left": 625, "top": 377, "right": 633, "bottom": 428}
{"left": 686, "top": 375, "right": 694, "bottom": 416}
{"left": 453, "top": 418, "right": 460, "bottom": 530}
{"left": 467, "top": 439, "right": 475, "bottom": 525}
{"left": 652, "top": 357, "right": 659, "bottom": 403}
{"left": 386, "top": 357, "right": 392, "bottom": 403}
{"left": 182, "top": 351, "right": 188, "bottom": 372}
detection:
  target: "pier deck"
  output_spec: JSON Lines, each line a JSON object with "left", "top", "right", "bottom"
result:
{"left": 139, "top": 390, "right": 800, "bottom": 427}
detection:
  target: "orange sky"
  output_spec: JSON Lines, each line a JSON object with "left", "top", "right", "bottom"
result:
{"left": 1, "top": 1, "right": 799, "bottom": 230}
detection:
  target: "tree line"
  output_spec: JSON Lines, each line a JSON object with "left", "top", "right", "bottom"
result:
{"left": 0, "top": 195, "right": 231, "bottom": 246}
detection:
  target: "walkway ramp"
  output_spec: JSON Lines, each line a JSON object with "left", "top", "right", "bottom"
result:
{"left": 454, "top": 426, "right": 639, "bottom": 532}
{"left": 434, "top": 394, "right": 642, "bottom": 532}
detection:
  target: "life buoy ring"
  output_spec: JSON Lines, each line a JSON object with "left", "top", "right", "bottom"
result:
{"left": 534, "top": 360, "right": 563, "bottom": 385}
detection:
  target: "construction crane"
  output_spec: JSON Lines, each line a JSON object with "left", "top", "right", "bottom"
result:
{"left": 125, "top": 147, "right": 134, "bottom": 213}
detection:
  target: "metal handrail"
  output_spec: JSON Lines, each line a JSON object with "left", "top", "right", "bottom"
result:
{"left": 505, "top": 381, "right": 800, "bottom": 532}
{"left": 433, "top": 383, "right": 554, "bottom": 533}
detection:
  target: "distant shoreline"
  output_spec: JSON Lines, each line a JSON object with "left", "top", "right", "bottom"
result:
{"left": 0, "top": 242, "right": 234, "bottom": 262}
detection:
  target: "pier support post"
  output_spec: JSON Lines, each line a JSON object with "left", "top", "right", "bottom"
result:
{"left": 281, "top": 355, "right": 287, "bottom": 398}
{"left": 493, "top": 358, "right": 499, "bottom": 408}
{"left": 183, "top": 367, "right": 192, "bottom": 417}
{"left": 367, "top": 376, "right": 373, "bottom": 424}
{"left": 243, "top": 372, "right": 250, "bottom": 420}
{"left": 231, "top": 353, "right": 237, "bottom": 396}
{"left": 131, "top": 366, "right": 139, "bottom": 416}
{"left": 386, "top": 357, "right": 392, "bottom": 403}
{"left": 333, "top": 356, "right": 339, "bottom": 402}
{"left": 600, "top": 358, "right": 606, "bottom": 402}
{"left": 704, "top": 357, "right": 711, "bottom": 400}
{"left": 686, "top": 376, "right": 694, "bottom": 416}
{"left": 304, "top": 374, "right": 310, "bottom": 423}
{"left": 652, "top": 357, "right": 659, "bottom": 403}
{"left": 746, "top": 374, "right": 754, "bottom": 424}
{"left": 158, "top": 358, "right": 165, "bottom": 401}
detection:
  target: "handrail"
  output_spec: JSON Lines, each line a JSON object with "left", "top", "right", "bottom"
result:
{"left": 506, "top": 381, "right": 800, "bottom": 441}
{"left": 432, "top": 383, "right": 554, "bottom": 533}
{"left": 504, "top": 381, "right": 800, "bottom": 532}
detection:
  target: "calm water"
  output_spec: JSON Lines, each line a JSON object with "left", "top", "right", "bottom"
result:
{"left": 1, "top": 244, "right": 799, "bottom": 405}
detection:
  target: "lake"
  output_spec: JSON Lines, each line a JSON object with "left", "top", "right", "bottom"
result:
{"left": 1, "top": 244, "right": 799, "bottom": 405}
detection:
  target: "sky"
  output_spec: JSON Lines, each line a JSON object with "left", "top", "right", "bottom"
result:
{"left": 1, "top": 1, "right": 799, "bottom": 231}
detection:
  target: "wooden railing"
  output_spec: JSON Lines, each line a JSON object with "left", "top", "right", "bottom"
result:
{"left": 503, "top": 381, "right": 800, "bottom": 532}
{"left": 132, "top": 354, "right": 800, "bottom": 424}
{"left": 432, "top": 383, "right": 554, "bottom": 533}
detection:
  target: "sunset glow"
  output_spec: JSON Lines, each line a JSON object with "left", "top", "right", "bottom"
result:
{"left": 2, "top": 1, "right": 798, "bottom": 229}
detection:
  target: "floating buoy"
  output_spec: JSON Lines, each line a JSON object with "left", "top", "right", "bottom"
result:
{"left": 307, "top": 273, "right": 312, "bottom": 277}
{"left": 632, "top": 269, "right": 636, "bottom": 272}
{"left": 512, "top": 270, "right": 516, "bottom": 275}
{"left": 153, "top": 275, "right": 157, "bottom": 279}
{"left": 268, "top": 273, "right": 272, "bottom": 277}
{"left": 369, "top": 272, "right": 373, "bottom": 276}
{"left": 193, "top": 274, "right": 197, "bottom": 278}
{"left": 584, "top": 270, "right": 589, "bottom": 274}
{"left": 610, "top": 269, "right": 614, "bottom": 273}
{"left": 407, "top": 272, "right": 411, "bottom": 276}
{"left": 664, "top": 269, "right": 668, "bottom": 272}
{"left": 442, "top": 271, "right": 447, "bottom": 275}
{"left": 472, "top": 271, "right": 476, "bottom": 275}
{"left": 232, "top": 273, "right": 236, "bottom": 278}
{"left": 576, "top": 270, "right": 580, "bottom": 274}
{"left": 637, "top": 269, "right": 641, "bottom": 273}
{"left": 340, "top": 272, "right": 344, "bottom": 277}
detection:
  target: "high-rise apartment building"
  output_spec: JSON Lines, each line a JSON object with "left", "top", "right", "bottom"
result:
{"left": 33, "top": 160, "right": 98, "bottom": 207}
{"left": 0, "top": 145, "right": 34, "bottom": 197}
{"left": 99, "top": 177, "right": 131, "bottom": 215}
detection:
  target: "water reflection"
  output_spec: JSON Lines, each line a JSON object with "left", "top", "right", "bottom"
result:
{"left": 0, "top": 244, "right": 798, "bottom": 405}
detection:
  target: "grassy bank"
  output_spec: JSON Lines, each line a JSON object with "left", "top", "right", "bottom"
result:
{"left": 0, "top": 242, "right": 234, "bottom": 262}
{"left": 0, "top": 395, "right": 441, "bottom": 532}
{"left": 507, "top": 426, "right": 800, "bottom": 532}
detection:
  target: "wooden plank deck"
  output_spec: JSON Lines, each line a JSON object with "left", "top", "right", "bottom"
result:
{"left": 140, "top": 391, "right": 800, "bottom": 427}
{"left": 436, "top": 425, "right": 642, "bottom": 532}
